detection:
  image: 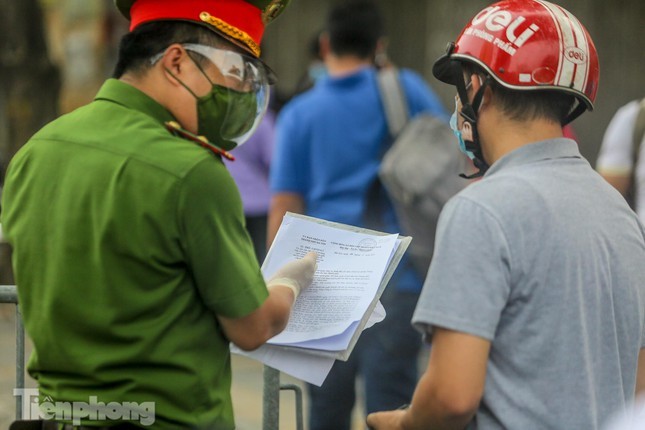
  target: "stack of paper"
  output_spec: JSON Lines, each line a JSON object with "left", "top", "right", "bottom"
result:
{"left": 232, "top": 212, "right": 410, "bottom": 386}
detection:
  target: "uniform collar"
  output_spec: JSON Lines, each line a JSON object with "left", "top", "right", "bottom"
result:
{"left": 485, "top": 138, "right": 582, "bottom": 178}
{"left": 94, "top": 79, "right": 175, "bottom": 125}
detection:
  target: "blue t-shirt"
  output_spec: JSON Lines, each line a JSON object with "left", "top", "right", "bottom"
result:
{"left": 271, "top": 67, "right": 447, "bottom": 291}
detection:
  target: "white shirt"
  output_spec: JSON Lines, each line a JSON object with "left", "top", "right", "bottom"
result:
{"left": 596, "top": 99, "right": 645, "bottom": 222}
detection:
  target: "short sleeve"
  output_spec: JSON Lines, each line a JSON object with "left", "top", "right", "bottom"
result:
{"left": 178, "top": 158, "right": 268, "bottom": 318}
{"left": 270, "top": 105, "right": 310, "bottom": 194}
{"left": 640, "top": 221, "right": 645, "bottom": 349}
{"left": 596, "top": 101, "right": 640, "bottom": 175}
{"left": 412, "top": 196, "right": 512, "bottom": 341}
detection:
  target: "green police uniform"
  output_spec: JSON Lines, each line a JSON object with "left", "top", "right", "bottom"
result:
{"left": 1, "top": 79, "right": 268, "bottom": 429}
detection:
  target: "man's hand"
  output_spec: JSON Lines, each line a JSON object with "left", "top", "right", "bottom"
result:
{"left": 267, "top": 251, "right": 318, "bottom": 299}
{"left": 368, "top": 328, "right": 490, "bottom": 430}
{"left": 217, "top": 251, "right": 318, "bottom": 351}
{"left": 366, "top": 409, "right": 407, "bottom": 430}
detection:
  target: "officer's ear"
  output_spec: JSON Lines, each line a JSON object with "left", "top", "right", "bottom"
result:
{"left": 158, "top": 44, "right": 190, "bottom": 86}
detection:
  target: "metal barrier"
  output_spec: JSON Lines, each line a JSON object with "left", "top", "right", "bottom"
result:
{"left": 1, "top": 284, "right": 303, "bottom": 429}
{"left": 263, "top": 365, "right": 304, "bottom": 430}
{"left": 279, "top": 383, "right": 305, "bottom": 430}
{"left": 0, "top": 285, "right": 24, "bottom": 421}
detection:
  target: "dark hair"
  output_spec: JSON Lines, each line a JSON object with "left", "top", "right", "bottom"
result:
{"left": 326, "top": 0, "right": 384, "bottom": 60}
{"left": 461, "top": 62, "right": 575, "bottom": 125}
{"left": 308, "top": 30, "right": 324, "bottom": 62}
{"left": 113, "top": 21, "right": 224, "bottom": 78}
{"left": 490, "top": 84, "right": 575, "bottom": 125}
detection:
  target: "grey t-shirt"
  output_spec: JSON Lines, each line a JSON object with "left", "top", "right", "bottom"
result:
{"left": 413, "top": 138, "right": 645, "bottom": 429}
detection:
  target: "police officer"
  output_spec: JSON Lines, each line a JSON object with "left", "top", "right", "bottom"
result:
{"left": 2, "top": 1, "right": 317, "bottom": 429}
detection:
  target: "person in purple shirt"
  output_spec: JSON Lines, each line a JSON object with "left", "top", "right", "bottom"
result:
{"left": 224, "top": 111, "right": 275, "bottom": 263}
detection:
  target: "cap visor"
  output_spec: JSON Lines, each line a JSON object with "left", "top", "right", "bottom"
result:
{"left": 432, "top": 54, "right": 462, "bottom": 85}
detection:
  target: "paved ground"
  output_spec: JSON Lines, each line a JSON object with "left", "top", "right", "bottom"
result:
{"left": 0, "top": 303, "right": 368, "bottom": 429}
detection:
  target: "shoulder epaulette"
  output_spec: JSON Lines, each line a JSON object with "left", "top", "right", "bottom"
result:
{"left": 164, "top": 121, "right": 235, "bottom": 161}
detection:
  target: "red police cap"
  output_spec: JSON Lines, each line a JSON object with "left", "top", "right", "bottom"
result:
{"left": 115, "top": 0, "right": 290, "bottom": 58}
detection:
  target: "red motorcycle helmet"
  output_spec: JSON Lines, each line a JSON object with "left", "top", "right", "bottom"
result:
{"left": 433, "top": 0, "right": 599, "bottom": 123}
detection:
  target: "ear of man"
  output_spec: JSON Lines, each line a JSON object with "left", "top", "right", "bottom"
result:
{"left": 158, "top": 44, "right": 191, "bottom": 88}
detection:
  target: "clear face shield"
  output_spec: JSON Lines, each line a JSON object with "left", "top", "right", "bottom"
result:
{"left": 176, "top": 43, "right": 272, "bottom": 150}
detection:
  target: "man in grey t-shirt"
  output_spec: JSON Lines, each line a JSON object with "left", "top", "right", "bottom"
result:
{"left": 367, "top": 1, "right": 645, "bottom": 429}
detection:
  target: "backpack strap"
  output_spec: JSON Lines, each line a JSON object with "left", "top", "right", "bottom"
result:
{"left": 363, "top": 68, "right": 410, "bottom": 231}
{"left": 632, "top": 98, "right": 645, "bottom": 163}
{"left": 376, "top": 67, "right": 410, "bottom": 138}
{"left": 627, "top": 98, "right": 645, "bottom": 209}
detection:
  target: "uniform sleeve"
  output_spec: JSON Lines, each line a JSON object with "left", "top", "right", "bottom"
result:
{"left": 596, "top": 101, "right": 640, "bottom": 175}
{"left": 177, "top": 158, "right": 268, "bottom": 318}
{"left": 400, "top": 69, "right": 449, "bottom": 122}
{"left": 412, "top": 195, "right": 512, "bottom": 341}
{"left": 270, "top": 104, "right": 310, "bottom": 194}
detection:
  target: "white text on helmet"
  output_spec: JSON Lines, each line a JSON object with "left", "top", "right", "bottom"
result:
{"left": 471, "top": 6, "right": 540, "bottom": 48}
{"left": 564, "top": 47, "right": 586, "bottom": 64}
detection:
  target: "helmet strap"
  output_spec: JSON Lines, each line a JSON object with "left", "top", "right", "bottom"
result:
{"left": 563, "top": 99, "right": 587, "bottom": 125}
{"left": 456, "top": 72, "right": 491, "bottom": 179}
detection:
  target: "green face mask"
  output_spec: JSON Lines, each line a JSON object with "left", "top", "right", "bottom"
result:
{"left": 195, "top": 84, "right": 258, "bottom": 151}
{"left": 164, "top": 44, "right": 269, "bottom": 151}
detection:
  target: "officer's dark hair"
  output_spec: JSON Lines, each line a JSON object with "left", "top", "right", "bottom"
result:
{"left": 461, "top": 61, "right": 575, "bottom": 125}
{"left": 326, "top": 0, "right": 384, "bottom": 60}
{"left": 113, "top": 21, "right": 225, "bottom": 78}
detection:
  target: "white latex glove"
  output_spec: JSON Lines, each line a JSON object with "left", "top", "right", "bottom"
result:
{"left": 266, "top": 251, "right": 318, "bottom": 299}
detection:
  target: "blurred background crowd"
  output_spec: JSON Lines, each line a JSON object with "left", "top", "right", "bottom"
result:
{"left": 1, "top": 0, "right": 643, "bottom": 172}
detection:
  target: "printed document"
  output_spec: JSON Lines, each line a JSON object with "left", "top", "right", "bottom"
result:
{"left": 232, "top": 212, "right": 410, "bottom": 385}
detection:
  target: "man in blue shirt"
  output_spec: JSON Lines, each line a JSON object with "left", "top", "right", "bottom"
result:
{"left": 268, "top": 1, "right": 447, "bottom": 429}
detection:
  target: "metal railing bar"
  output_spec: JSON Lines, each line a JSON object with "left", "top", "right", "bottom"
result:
{"left": 280, "top": 383, "right": 304, "bottom": 430}
{"left": 0, "top": 284, "right": 18, "bottom": 303}
{"left": 262, "top": 365, "right": 280, "bottom": 430}
{"left": 0, "top": 285, "right": 23, "bottom": 419}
